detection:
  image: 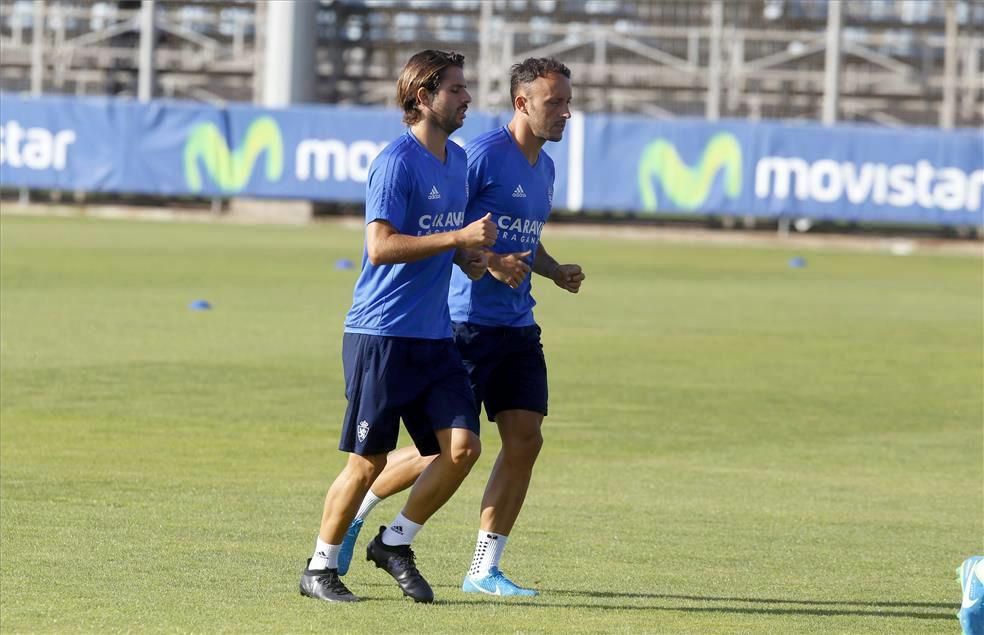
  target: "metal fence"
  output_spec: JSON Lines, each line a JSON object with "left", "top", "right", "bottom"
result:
{"left": 1, "top": 0, "right": 982, "bottom": 128}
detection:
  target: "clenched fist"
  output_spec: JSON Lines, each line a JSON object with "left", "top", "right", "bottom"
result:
{"left": 456, "top": 248, "right": 490, "bottom": 281}
{"left": 550, "top": 263, "right": 585, "bottom": 293}
{"left": 456, "top": 212, "right": 497, "bottom": 249}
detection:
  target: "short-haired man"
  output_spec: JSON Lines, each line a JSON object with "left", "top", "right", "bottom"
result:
{"left": 298, "top": 50, "right": 496, "bottom": 604}
{"left": 336, "top": 57, "right": 585, "bottom": 597}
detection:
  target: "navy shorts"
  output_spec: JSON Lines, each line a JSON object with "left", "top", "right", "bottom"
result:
{"left": 339, "top": 333, "right": 480, "bottom": 457}
{"left": 452, "top": 322, "right": 548, "bottom": 422}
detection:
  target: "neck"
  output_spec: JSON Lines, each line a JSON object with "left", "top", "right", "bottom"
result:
{"left": 410, "top": 120, "right": 449, "bottom": 162}
{"left": 507, "top": 115, "right": 546, "bottom": 166}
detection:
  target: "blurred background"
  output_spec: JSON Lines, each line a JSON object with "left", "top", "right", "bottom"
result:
{"left": 1, "top": 0, "right": 982, "bottom": 235}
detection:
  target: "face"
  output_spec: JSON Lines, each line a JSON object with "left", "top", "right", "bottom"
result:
{"left": 421, "top": 65, "right": 471, "bottom": 134}
{"left": 518, "top": 72, "right": 572, "bottom": 142}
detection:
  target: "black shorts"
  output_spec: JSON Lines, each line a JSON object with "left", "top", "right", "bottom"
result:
{"left": 452, "top": 322, "right": 548, "bottom": 422}
{"left": 338, "top": 333, "right": 480, "bottom": 456}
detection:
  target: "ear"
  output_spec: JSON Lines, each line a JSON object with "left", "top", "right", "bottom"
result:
{"left": 514, "top": 93, "right": 528, "bottom": 115}
{"left": 416, "top": 86, "right": 432, "bottom": 112}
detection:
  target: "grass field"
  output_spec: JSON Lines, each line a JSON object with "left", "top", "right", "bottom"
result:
{"left": 1, "top": 214, "right": 981, "bottom": 634}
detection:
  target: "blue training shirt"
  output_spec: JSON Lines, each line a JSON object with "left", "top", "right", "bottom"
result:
{"left": 345, "top": 130, "right": 468, "bottom": 339}
{"left": 448, "top": 126, "right": 555, "bottom": 327}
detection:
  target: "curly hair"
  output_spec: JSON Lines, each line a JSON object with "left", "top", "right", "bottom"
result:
{"left": 509, "top": 57, "right": 571, "bottom": 103}
{"left": 396, "top": 50, "right": 466, "bottom": 126}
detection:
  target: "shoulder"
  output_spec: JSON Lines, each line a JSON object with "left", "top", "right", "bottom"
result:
{"left": 371, "top": 135, "right": 414, "bottom": 174}
{"left": 465, "top": 127, "right": 510, "bottom": 163}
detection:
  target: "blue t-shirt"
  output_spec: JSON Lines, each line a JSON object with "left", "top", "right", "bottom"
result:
{"left": 448, "top": 127, "right": 555, "bottom": 327}
{"left": 344, "top": 130, "right": 468, "bottom": 339}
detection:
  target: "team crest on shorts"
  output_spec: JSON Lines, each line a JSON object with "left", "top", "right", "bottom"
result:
{"left": 357, "top": 420, "right": 370, "bottom": 443}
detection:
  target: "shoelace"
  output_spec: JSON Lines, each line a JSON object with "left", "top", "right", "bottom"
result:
{"left": 487, "top": 568, "right": 527, "bottom": 590}
{"left": 317, "top": 573, "right": 351, "bottom": 595}
{"left": 394, "top": 546, "right": 420, "bottom": 573}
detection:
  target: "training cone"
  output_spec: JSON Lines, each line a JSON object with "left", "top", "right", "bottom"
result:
{"left": 335, "top": 258, "right": 355, "bottom": 270}
{"left": 189, "top": 300, "right": 212, "bottom": 311}
{"left": 788, "top": 256, "right": 806, "bottom": 268}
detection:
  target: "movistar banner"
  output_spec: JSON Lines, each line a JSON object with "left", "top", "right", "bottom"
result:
{"left": 587, "top": 115, "right": 983, "bottom": 226}
{"left": 1, "top": 94, "right": 981, "bottom": 226}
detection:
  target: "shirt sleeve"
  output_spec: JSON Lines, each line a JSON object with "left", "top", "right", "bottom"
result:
{"left": 365, "top": 153, "right": 410, "bottom": 230}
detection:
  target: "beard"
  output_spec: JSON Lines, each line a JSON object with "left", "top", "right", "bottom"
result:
{"left": 436, "top": 108, "right": 465, "bottom": 135}
{"left": 534, "top": 121, "right": 565, "bottom": 142}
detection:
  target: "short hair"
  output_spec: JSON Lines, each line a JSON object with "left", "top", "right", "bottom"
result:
{"left": 396, "top": 50, "right": 465, "bottom": 126}
{"left": 509, "top": 57, "right": 571, "bottom": 103}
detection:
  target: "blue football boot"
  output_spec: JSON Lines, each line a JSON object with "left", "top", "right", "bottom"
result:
{"left": 336, "top": 518, "right": 364, "bottom": 576}
{"left": 958, "top": 555, "right": 984, "bottom": 635}
{"left": 461, "top": 567, "right": 538, "bottom": 597}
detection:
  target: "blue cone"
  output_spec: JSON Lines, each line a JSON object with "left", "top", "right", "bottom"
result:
{"left": 335, "top": 258, "right": 355, "bottom": 270}
{"left": 788, "top": 256, "right": 806, "bottom": 268}
{"left": 189, "top": 300, "right": 212, "bottom": 310}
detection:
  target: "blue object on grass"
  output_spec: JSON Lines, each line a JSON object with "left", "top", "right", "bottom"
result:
{"left": 189, "top": 300, "right": 212, "bottom": 310}
{"left": 461, "top": 567, "right": 538, "bottom": 597}
{"left": 788, "top": 256, "right": 806, "bottom": 268}
{"left": 337, "top": 518, "right": 364, "bottom": 576}
{"left": 958, "top": 556, "right": 984, "bottom": 635}
{"left": 335, "top": 258, "right": 355, "bottom": 270}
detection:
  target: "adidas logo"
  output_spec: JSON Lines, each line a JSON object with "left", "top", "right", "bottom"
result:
{"left": 486, "top": 534, "right": 498, "bottom": 540}
{"left": 511, "top": 184, "right": 526, "bottom": 198}
{"left": 391, "top": 525, "right": 404, "bottom": 534}
{"left": 427, "top": 186, "right": 441, "bottom": 200}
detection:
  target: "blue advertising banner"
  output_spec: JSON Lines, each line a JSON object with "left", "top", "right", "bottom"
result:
{"left": 607, "top": 116, "right": 984, "bottom": 226}
{"left": 1, "top": 93, "right": 981, "bottom": 226}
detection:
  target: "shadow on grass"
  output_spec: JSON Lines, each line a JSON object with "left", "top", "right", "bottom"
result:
{"left": 352, "top": 584, "right": 954, "bottom": 620}
{"left": 540, "top": 589, "right": 955, "bottom": 610}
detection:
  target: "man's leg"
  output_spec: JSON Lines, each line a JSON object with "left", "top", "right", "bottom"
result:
{"left": 338, "top": 445, "right": 434, "bottom": 575}
{"left": 318, "top": 452, "right": 388, "bottom": 543}
{"left": 370, "top": 445, "right": 435, "bottom": 498}
{"left": 463, "top": 409, "right": 542, "bottom": 596}
{"left": 402, "top": 427, "right": 481, "bottom": 522}
{"left": 366, "top": 427, "right": 481, "bottom": 602}
{"left": 300, "top": 452, "right": 387, "bottom": 603}
{"left": 480, "top": 410, "right": 543, "bottom": 534}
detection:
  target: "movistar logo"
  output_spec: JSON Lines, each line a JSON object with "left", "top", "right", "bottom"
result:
{"left": 184, "top": 116, "right": 284, "bottom": 193}
{"left": 638, "top": 132, "right": 742, "bottom": 211}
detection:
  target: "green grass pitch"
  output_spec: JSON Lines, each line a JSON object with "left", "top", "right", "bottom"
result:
{"left": 1, "top": 215, "right": 980, "bottom": 633}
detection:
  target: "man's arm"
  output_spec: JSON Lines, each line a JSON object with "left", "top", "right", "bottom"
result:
{"left": 486, "top": 249, "right": 532, "bottom": 289}
{"left": 454, "top": 248, "right": 490, "bottom": 281}
{"left": 533, "top": 242, "right": 585, "bottom": 294}
{"left": 366, "top": 214, "right": 496, "bottom": 266}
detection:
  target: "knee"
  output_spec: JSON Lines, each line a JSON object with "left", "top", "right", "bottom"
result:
{"left": 446, "top": 435, "right": 481, "bottom": 472}
{"left": 345, "top": 454, "right": 387, "bottom": 486}
{"left": 415, "top": 453, "right": 438, "bottom": 473}
{"left": 505, "top": 429, "right": 543, "bottom": 466}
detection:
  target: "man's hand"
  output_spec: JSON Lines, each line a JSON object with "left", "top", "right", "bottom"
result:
{"left": 488, "top": 250, "right": 532, "bottom": 289}
{"left": 455, "top": 213, "right": 497, "bottom": 249}
{"left": 550, "top": 263, "right": 585, "bottom": 293}
{"left": 456, "top": 248, "right": 490, "bottom": 281}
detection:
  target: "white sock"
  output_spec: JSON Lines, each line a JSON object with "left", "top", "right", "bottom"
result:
{"left": 355, "top": 490, "right": 383, "bottom": 522}
{"left": 310, "top": 537, "right": 341, "bottom": 570}
{"left": 381, "top": 511, "right": 422, "bottom": 546}
{"left": 467, "top": 530, "right": 508, "bottom": 577}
